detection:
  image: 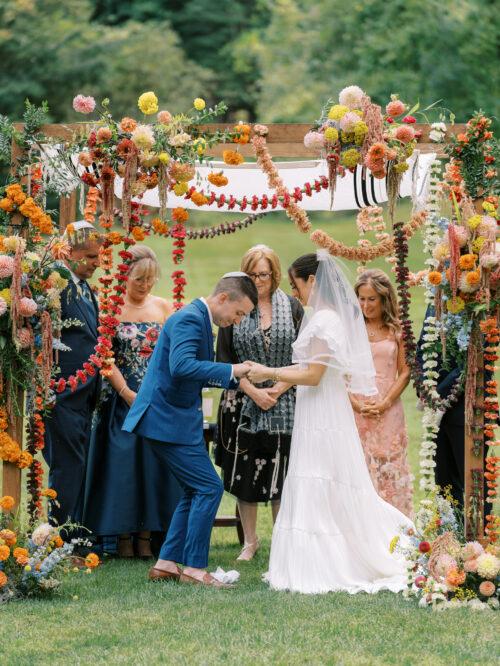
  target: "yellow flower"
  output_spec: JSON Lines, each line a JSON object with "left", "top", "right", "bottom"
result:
{"left": 328, "top": 104, "right": 349, "bottom": 120}
{"left": 471, "top": 237, "right": 486, "bottom": 253}
{"left": 24, "top": 565, "right": 31, "bottom": 572}
{"left": 193, "top": 98, "right": 206, "bottom": 111}
{"left": 353, "top": 121, "right": 368, "bottom": 145}
{"left": 393, "top": 162, "right": 409, "bottom": 174}
{"left": 193, "top": 138, "right": 207, "bottom": 155}
{"left": 340, "top": 149, "right": 360, "bottom": 168}
{"left": 137, "top": 91, "right": 158, "bottom": 115}
{"left": 467, "top": 215, "right": 482, "bottom": 230}
{"left": 173, "top": 182, "right": 189, "bottom": 196}
{"left": 324, "top": 127, "right": 339, "bottom": 143}
{"left": 0, "top": 288, "right": 11, "bottom": 305}
{"left": 389, "top": 536, "right": 399, "bottom": 553}
{"left": 447, "top": 296, "right": 465, "bottom": 314}
{"left": 158, "top": 152, "right": 170, "bottom": 165}
{"left": 432, "top": 243, "right": 450, "bottom": 261}
{"left": 483, "top": 201, "right": 496, "bottom": 214}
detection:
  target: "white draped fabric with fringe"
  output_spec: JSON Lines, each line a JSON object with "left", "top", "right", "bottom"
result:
{"left": 266, "top": 309, "right": 413, "bottom": 594}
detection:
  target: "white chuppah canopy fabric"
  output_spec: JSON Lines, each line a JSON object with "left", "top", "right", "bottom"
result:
{"left": 114, "top": 151, "right": 436, "bottom": 212}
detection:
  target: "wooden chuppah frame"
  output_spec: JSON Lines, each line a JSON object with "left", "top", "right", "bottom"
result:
{"left": 5, "top": 121, "right": 483, "bottom": 540}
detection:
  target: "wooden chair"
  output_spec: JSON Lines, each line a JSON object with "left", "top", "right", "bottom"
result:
{"left": 203, "top": 422, "right": 244, "bottom": 545}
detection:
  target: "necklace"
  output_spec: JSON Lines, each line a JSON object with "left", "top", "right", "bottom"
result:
{"left": 367, "top": 322, "right": 385, "bottom": 338}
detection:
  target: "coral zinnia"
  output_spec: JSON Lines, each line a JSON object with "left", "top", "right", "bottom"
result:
{"left": 394, "top": 125, "right": 415, "bottom": 144}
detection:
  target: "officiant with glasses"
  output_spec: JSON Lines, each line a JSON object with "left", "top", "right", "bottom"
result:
{"left": 215, "top": 245, "right": 303, "bottom": 561}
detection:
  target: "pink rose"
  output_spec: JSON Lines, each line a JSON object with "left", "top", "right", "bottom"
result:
{"left": 386, "top": 100, "right": 406, "bottom": 117}
{"left": 72, "top": 95, "right": 96, "bottom": 114}
{"left": 18, "top": 297, "right": 38, "bottom": 317}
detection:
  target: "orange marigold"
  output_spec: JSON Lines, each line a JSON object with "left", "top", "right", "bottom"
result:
{"left": 465, "top": 270, "right": 480, "bottom": 286}
{"left": 222, "top": 150, "right": 244, "bottom": 166}
{"left": 120, "top": 117, "right": 137, "bottom": 133}
{"left": 0, "top": 529, "right": 16, "bottom": 546}
{"left": 41, "top": 488, "right": 57, "bottom": 500}
{"left": 0, "top": 496, "right": 15, "bottom": 511}
{"left": 171, "top": 207, "right": 189, "bottom": 223}
{"left": 131, "top": 226, "right": 147, "bottom": 241}
{"left": 190, "top": 191, "right": 209, "bottom": 207}
{"left": 105, "top": 231, "right": 123, "bottom": 245}
{"left": 152, "top": 218, "right": 169, "bottom": 235}
{"left": 445, "top": 567, "right": 466, "bottom": 587}
{"left": 0, "top": 545, "right": 10, "bottom": 561}
{"left": 458, "top": 254, "right": 477, "bottom": 270}
{"left": 53, "top": 535, "right": 64, "bottom": 548}
{"left": 428, "top": 271, "right": 442, "bottom": 286}
{"left": 0, "top": 571, "right": 7, "bottom": 587}
{"left": 85, "top": 552, "right": 100, "bottom": 568}
{"left": 13, "top": 547, "right": 28, "bottom": 559}
{"left": 207, "top": 172, "right": 229, "bottom": 187}
{"left": 0, "top": 198, "right": 14, "bottom": 212}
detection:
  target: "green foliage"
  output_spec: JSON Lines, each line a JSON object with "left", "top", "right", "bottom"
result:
{"left": 0, "top": 0, "right": 213, "bottom": 122}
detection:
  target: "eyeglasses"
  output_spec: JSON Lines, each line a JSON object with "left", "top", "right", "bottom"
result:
{"left": 247, "top": 272, "right": 272, "bottom": 281}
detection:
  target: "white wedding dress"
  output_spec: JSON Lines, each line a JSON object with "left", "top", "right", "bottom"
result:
{"left": 266, "top": 309, "right": 413, "bottom": 594}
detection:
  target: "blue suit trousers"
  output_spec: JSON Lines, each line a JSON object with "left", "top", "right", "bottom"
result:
{"left": 144, "top": 437, "right": 224, "bottom": 568}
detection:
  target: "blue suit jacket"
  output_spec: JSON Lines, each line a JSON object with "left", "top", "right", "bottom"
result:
{"left": 122, "top": 299, "right": 238, "bottom": 444}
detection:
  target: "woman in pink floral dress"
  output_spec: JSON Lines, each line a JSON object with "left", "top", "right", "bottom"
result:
{"left": 351, "top": 269, "right": 413, "bottom": 517}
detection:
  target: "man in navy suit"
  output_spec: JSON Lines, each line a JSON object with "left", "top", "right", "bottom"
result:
{"left": 43, "top": 221, "right": 102, "bottom": 531}
{"left": 123, "top": 272, "right": 257, "bottom": 587}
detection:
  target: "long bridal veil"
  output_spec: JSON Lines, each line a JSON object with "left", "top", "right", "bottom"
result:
{"left": 292, "top": 249, "right": 377, "bottom": 396}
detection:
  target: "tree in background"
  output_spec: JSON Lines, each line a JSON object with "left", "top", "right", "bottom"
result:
{"left": 253, "top": 0, "right": 499, "bottom": 122}
{"left": 0, "top": 0, "right": 213, "bottom": 121}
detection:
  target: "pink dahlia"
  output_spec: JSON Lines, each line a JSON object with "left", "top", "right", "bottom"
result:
{"left": 394, "top": 125, "right": 415, "bottom": 144}
{"left": 386, "top": 99, "right": 406, "bottom": 117}
{"left": 303, "top": 131, "right": 325, "bottom": 150}
{"left": 339, "top": 112, "right": 361, "bottom": 132}
{"left": 462, "top": 541, "right": 485, "bottom": 561}
{"left": 18, "top": 297, "right": 38, "bottom": 317}
{"left": 72, "top": 95, "right": 96, "bottom": 114}
{"left": 0, "top": 255, "right": 15, "bottom": 278}
{"left": 463, "top": 559, "right": 478, "bottom": 573}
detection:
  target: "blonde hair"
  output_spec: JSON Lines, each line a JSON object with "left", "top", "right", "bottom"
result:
{"left": 240, "top": 244, "right": 281, "bottom": 293}
{"left": 354, "top": 268, "right": 400, "bottom": 333}
{"left": 128, "top": 244, "right": 160, "bottom": 280}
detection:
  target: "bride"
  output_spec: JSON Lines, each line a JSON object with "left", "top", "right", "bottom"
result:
{"left": 247, "top": 250, "right": 413, "bottom": 594}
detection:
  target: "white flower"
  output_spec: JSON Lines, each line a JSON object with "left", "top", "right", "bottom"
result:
{"left": 338, "top": 85, "right": 365, "bottom": 110}
{"left": 31, "top": 522, "right": 55, "bottom": 546}
{"left": 168, "top": 132, "right": 192, "bottom": 148}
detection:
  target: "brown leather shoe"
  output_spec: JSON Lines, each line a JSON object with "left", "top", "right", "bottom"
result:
{"left": 179, "top": 572, "right": 234, "bottom": 589}
{"left": 148, "top": 566, "right": 181, "bottom": 582}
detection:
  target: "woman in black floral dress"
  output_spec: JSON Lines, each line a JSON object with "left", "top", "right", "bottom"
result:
{"left": 215, "top": 245, "right": 303, "bottom": 560}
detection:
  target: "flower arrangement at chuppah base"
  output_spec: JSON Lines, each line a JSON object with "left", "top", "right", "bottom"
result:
{"left": 0, "top": 492, "right": 100, "bottom": 603}
{"left": 392, "top": 489, "right": 500, "bottom": 610}
{"left": 304, "top": 85, "right": 421, "bottom": 218}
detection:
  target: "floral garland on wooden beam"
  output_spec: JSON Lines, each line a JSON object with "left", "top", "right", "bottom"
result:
{"left": 310, "top": 211, "right": 426, "bottom": 261}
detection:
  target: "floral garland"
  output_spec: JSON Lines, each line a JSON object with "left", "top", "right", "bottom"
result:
{"left": 184, "top": 176, "right": 329, "bottom": 213}
{"left": 251, "top": 130, "right": 311, "bottom": 232}
{"left": 479, "top": 318, "right": 500, "bottom": 544}
{"left": 310, "top": 211, "right": 426, "bottom": 262}
{"left": 393, "top": 222, "right": 464, "bottom": 411}
{"left": 0, "top": 406, "right": 32, "bottom": 469}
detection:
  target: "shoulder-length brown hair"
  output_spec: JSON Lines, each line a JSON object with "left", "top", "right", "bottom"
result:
{"left": 240, "top": 245, "right": 282, "bottom": 294}
{"left": 354, "top": 268, "right": 400, "bottom": 333}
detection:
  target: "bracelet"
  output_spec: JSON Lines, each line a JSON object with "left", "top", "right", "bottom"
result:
{"left": 118, "top": 385, "right": 128, "bottom": 397}
{"left": 273, "top": 369, "right": 281, "bottom": 384}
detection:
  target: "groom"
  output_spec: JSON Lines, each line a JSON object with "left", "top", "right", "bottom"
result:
{"left": 123, "top": 272, "right": 257, "bottom": 587}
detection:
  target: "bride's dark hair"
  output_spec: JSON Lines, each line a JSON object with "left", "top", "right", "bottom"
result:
{"left": 288, "top": 253, "right": 319, "bottom": 282}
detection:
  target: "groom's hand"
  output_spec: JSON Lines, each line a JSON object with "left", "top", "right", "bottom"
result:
{"left": 233, "top": 362, "right": 251, "bottom": 378}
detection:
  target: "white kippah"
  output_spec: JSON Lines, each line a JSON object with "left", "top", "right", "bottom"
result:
{"left": 64, "top": 220, "right": 96, "bottom": 232}
{"left": 222, "top": 271, "right": 248, "bottom": 278}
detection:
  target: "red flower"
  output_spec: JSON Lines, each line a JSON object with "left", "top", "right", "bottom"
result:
{"left": 403, "top": 115, "right": 416, "bottom": 124}
{"left": 145, "top": 327, "right": 159, "bottom": 343}
{"left": 139, "top": 345, "right": 153, "bottom": 358}
{"left": 418, "top": 541, "right": 431, "bottom": 553}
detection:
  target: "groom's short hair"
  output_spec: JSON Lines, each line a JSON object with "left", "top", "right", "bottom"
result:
{"left": 212, "top": 275, "right": 258, "bottom": 307}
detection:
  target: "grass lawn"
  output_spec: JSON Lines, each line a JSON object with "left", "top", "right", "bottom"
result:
{"left": 2, "top": 205, "right": 500, "bottom": 665}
